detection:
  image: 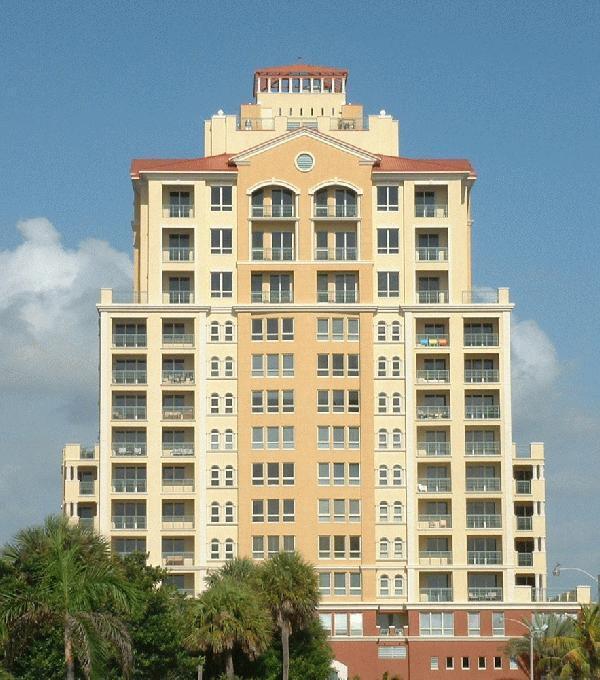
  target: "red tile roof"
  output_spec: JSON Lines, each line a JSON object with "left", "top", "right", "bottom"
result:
{"left": 130, "top": 154, "right": 235, "bottom": 178}
{"left": 254, "top": 64, "right": 348, "bottom": 77}
{"left": 375, "top": 154, "right": 476, "bottom": 176}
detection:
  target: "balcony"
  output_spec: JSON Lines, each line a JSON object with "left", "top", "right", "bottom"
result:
{"left": 419, "top": 587, "right": 453, "bottom": 602}
{"left": 161, "top": 515, "right": 194, "bottom": 529}
{"left": 465, "top": 405, "right": 500, "bottom": 419}
{"left": 466, "top": 478, "right": 501, "bottom": 492}
{"left": 161, "top": 552, "right": 194, "bottom": 567}
{"left": 416, "top": 247, "right": 448, "bottom": 262}
{"left": 466, "top": 514, "right": 502, "bottom": 529}
{"left": 78, "top": 517, "right": 95, "bottom": 529}
{"left": 237, "top": 117, "right": 275, "bottom": 131}
{"left": 251, "top": 247, "right": 294, "bottom": 261}
{"left": 80, "top": 447, "right": 96, "bottom": 459}
{"left": 416, "top": 369, "right": 449, "bottom": 383}
{"left": 419, "top": 551, "right": 453, "bottom": 565}
{"left": 251, "top": 205, "right": 295, "bottom": 218}
{"left": 416, "top": 405, "right": 450, "bottom": 420}
{"left": 467, "top": 551, "right": 503, "bottom": 565}
{"left": 251, "top": 290, "right": 293, "bottom": 303}
{"left": 465, "top": 442, "right": 500, "bottom": 456}
{"left": 314, "top": 246, "right": 357, "bottom": 261}
{"left": 313, "top": 205, "right": 358, "bottom": 219}
{"left": 516, "top": 516, "right": 533, "bottom": 531}
{"left": 112, "top": 333, "right": 147, "bottom": 348}
{"left": 112, "top": 479, "right": 147, "bottom": 493}
{"left": 112, "top": 443, "right": 147, "bottom": 457}
{"left": 112, "top": 370, "right": 147, "bottom": 385}
{"left": 112, "top": 406, "right": 146, "bottom": 420}
{"left": 416, "top": 334, "right": 449, "bottom": 347}
{"left": 163, "top": 292, "right": 194, "bottom": 304}
{"left": 112, "top": 515, "right": 147, "bottom": 530}
{"left": 417, "top": 441, "right": 450, "bottom": 457}
{"left": 162, "top": 479, "right": 195, "bottom": 493}
{"left": 162, "top": 444, "right": 195, "bottom": 457}
{"left": 464, "top": 333, "right": 499, "bottom": 347}
{"left": 163, "top": 205, "right": 193, "bottom": 219}
{"left": 465, "top": 369, "right": 499, "bottom": 383}
{"left": 418, "top": 478, "right": 451, "bottom": 493}
{"left": 163, "top": 333, "right": 194, "bottom": 347}
{"left": 517, "top": 552, "right": 534, "bottom": 567}
{"left": 415, "top": 204, "right": 448, "bottom": 218}
{"left": 418, "top": 514, "right": 452, "bottom": 529}
{"left": 162, "top": 406, "right": 194, "bottom": 421}
{"left": 79, "top": 480, "right": 95, "bottom": 495}
{"left": 162, "top": 370, "right": 195, "bottom": 385}
{"left": 162, "top": 247, "right": 194, "bottom": 262}
{"left": 468, "top": 587, "right": 503, "bottom": 601}
{"left": 417, "top": 290, "right": 448, "bottom": 304}
{"left": 330, "top": 117, "right": 369, "bottom": 131}
{"left": 515, "top": 480, "right": 532, "bottom": 494}
{"left": 317, "top": 290, "right": 358, "bottom": 303}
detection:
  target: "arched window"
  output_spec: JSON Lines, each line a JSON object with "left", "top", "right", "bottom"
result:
{"left": 378, "top": 393, "right": 388, "bottom": 414}
{"left": 224, "top": 357, "right": 234, "bottom": 377}
{"left": 210, "top": 357, "right": 220, "bottom": 377}
{"left": 210, "top": 394, "right": 219, "bottom": 414}
{"left": 224, "top": 429, "right": 234, "bottom": 450}
{"left": 391, "top": 357, "right": 402, "bottom": 377}
{"left": 210, "top": 321, "right": 220, "bottom": 342}
{"left": 210, "top": 539, "right": 220, "bottom": 559}
{"left": 393, "top": 501, "right": 403, "bottom": 522}
{"left": 210, "top": 465, "right": 220, "bottom": 486}
{"left": 224, "top": 465, "right": 234, "bottom": 486}
{"left": 314, "top": 188, "right": 329, "bottom": 217}
{"left": 224, "top": 393, "right": 234, "bottom": 413}
{"left": 393, "top": 465, "right": 403, "bottom": 486}
{"left": 378, "top": 465, "right": 389, "bottom": 486}
{"left": 392, "top": 393, "right": 402, "bottom": 414}
{"left": 391, "top": 321, "right": 401, "bottom": 341}
{"left": 379, "top": 537, "right": 390, "bottom": 559}
{"left": 210, "top": 502, "right": 220, "bottom": 523}
{"left": 394, "top": 574, "right": 404, "bottom": 596}
{"left": 394, "top": 537, "right": 404, "bottom": 558}
{"left": 210, "top": 429, "right": 220, "bottom": 450}
{"left": 379, "top": 501, "right": 389, "bottom": 522}
{"left": 377, "top": 321, "right": 387, "bottom": 342}
{"left": 224, "top": 321, "right": 234, "bottom": 341}
{"left": 224, "top": 502, "right": 234, "bottom": 523}
{"left": 379, "top": 574, "right": 390, "bottom": 597}
{"left": 377, "top": 357, "right": 387, "bottom": 377}
{"left": 392, "top": 429, "right": 402, "bottom": 449}
{"left": 224, "top": 539, "right": 235, "bottom": 560}
{"left": 378, "top": 429, "right": 389, "bottom": 449}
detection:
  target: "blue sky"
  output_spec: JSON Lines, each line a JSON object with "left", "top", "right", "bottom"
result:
{"left": 1, "top": 1, "right": 599, "bottom": 591}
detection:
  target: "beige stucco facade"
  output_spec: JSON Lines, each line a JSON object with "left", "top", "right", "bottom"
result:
{"left": 63, "top": 65, "right": 565, "bottom": 620}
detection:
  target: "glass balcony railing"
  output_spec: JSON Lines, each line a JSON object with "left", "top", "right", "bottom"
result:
{"left": 416, "top": 247, "right": 448, "bottom": 261}
{"left": 420, "top": 587, "right": 453, "bottom": 602}
{"left": 418, "top": 514, "right": 452, "bottom": 528}
{"left": 163, "top": 292, "right": 194, "bottom": 304}
{"left": 112, "top": 443, "right": 147, "bottom": 457}
{"left": 464, "top": 332, "right": 499, "bottom": 347}
{"left": 464, "top": 369, "right": 499, "bottom": 383}
{"left": 162, "top": 370, "right": 194, "bottom": 384}
{"left": 112, "top": 515, "right": 147, "bottom": 530}
{"left": 251, "top": 247, "right": 295, "bottom": 261}
{"left": 251, "top": 205, "right": 295, "bottom": 218}
{"left": 516, "top": 516, "right": 533, "bottom": 531}
{"left": 112, "top": 370, "right": 147, "bottom": 384}
{"left": 161, "top": 552, "right": 194, "bottom": 566}
{"left": 515, "top": 480, "right": 532, "bottom": 494}
{"left": 161, "top": 515, "right": 194, "bottom": 529}
{"left": 418, "top": 478, "right": 451, "bottom": 493}
{"left": 417, "top": 441, "right": 450, "bottom": 456}
{"left": 163, "top": 247, "right": 193, "bottom": 262}
{"left": 79, "top": 480, "right": 95, "bottom": 495}
{"left": 78, "top": 517, "right": 94, "bottom": 528}
{"left": 416, "top": 334, "right": 449, "bottom": 347}
{"left": 468, "top": 587, "right": 503, "bottom": 601}
{"left": 317, "top": 290, "right": 358, "bottom": 303}
{"left": 162, "top": 478, "right": 195, "bottom": 493}
{"left": 162, "top": 406, "right": 194, "bottom": 420}
{"left": 465, "top": 405, "right": 500, "bottom": 419}
{"left": 415, "top": 204, "right": 448, "bottom": 218}
{"left": 112, "top": 479, "right": 147, "bottom": 493}
{"left": 517, "top": 552, "right": 534, "bottom": 567}
{"left": 251, "top": 290, "right": 293, "bottom": 303}
{"left": 330, "top": 117, "right": 369, "bottom": 131}
{"left": 417, "top": 290, "right": 448, "bottom": 304}
{"left": 162, "top": 443, "right": 194, "bottom": 457}
{"left": 314, "top": 247, "right": 358, "bottom": 261}
{"left": 80, "top": 447, "right": 96, "bottom": 459}
{"left": 112, "top": 333, "right": 147, "bottom": 348}
{"left": 466, "top": 477, "right": 501, "bottom": 492}
{"left": 313, "top": 205, "right": 358, "bottom": 218}
{"left": 112, "top": 406, "right": 146, "bottom": 420}
{"left": 416, "top": 405, "right": 450, "bottom": 420}
{"left": 162, "top": 333, "right": 194, "bottom": 347}
{"left": 465, "top": 441, "right": 500, "bottom": 456}
{"left": 466, "top": 514, "right": 502, "bottom": 529}
{"left": 416, "top": 369, "right": 449, "bottom": 383}
{"left": 419, "top": 551, "right": 453, "bottom": 564}
{"left": 164, "top": 205, "right": 193, "bottom": 218}
{"left": 467, "top": 550, "right": 503, "bottom": 565}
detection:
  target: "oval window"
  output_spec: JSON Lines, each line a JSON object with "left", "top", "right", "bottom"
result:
{"left": 295, "top": 153, "right": 314, "bottom": 171}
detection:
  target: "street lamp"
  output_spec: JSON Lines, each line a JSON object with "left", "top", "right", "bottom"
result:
{"left": 506, "top": 615, "right": 548, "bottom": 680}
{"left": 552, "top": 563, "right": 600, "bottom": 603}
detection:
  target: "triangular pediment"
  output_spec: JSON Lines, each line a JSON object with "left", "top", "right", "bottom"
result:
{"left": 230, "top": 127, "right": 379, "bottom": 165}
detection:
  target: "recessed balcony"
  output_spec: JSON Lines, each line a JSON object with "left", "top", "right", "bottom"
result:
{"left": 79, "top": 480, "right": 95, "bottom": 495}
{"left": 465, "top": 441, "right": 500, "bottom": 456}
{"left": 416, "top": 246, "right": 448, "bottom": 262}
{"left": 417, "top": 289, "right": 449, "bottom": 304}
{"left": 466, "top": 477, "right": 501, "bottom": 492}
{"left": 112, "top": 479, "right": 147, "bottom": 493}
{"left": 112, "top": 443, "right": 147, "bottom": 457}
{"left": 419, "top": 587, "right": 453, "bottom": 602}
{"left": 419, "top": 551, "right": 453, "bottom": 565}
{"left": 468, "top": 587, "right": 503, "bottom": 601}
{"left": 112, "top": 515, "right": 147, "bottom": 530}
{"left": 251, "top": 290, "right": 293, "bottom": 303}
{"left": 162, "top": 247, "right": 194, "bottom": 262}
{"left": 418, "top": 478, "right": 451, "bottom": 493}
{"left": 465, "top": 369, "right": 499, "bottom": 383}
{"left": 317, "top": 289, "right": 358, "bottom": 303}
{"left": 464, "top": 332, "right": 499, "bottom": 347}
{"left": 466, "top": 514, "right": 502, "bottom": 529}
{"left": 418, "top": 514, "right": 452, "bottom": 529}
{"left": 417, "top": 441, "right": 451, "bottom": 457}
{"left": 467, "top": 550, "right": 503, "bottom": 565}
{"left": 112, "top": 406, "right": 146, "bottom": 421}
{"left": 162, "top": 370, "right": 195, "bottom": 385}
{"left": 416, "top": 334, "right": 449, "bottom": 347}
{"left": 162, "top": 332, "right": 194, "bottom": 347}
{"left": 112, "top": 333, "right": 147, "bottom": 348}
{"left": 162, "top": 478, "right": 195, "bottom": 493}
{"left": 163, "top": 204, "right": 194, "bottom": 219}
{"left": 161, "top": 515, "right": 194, "bottom": 529}
{"left": 415, "top": 204, "right": 448, "bottom": 219}
{"left": 416, "top": 369, "right": 449, "bottom": 383}
{"left": 516, "top": 516, "right": 533, "bottom": 531}
{"left": 112, "top": 370, "right": 147, "bottom": 385}
{"left": 163, "top": 291, "right": 194, "bottom": 304}
{"left": 162, "top": 406, "right": 194, "bottom": 421}
{"left": 515, "top": 479, "right": 532, "bottom": 494}
{"left": 416, "top": 405, "right": 450, "bottom": 420}
{"left": 251, "top": 247, "right": 295, "bottom": 261}
{"left": 517, "top": 552, "right": 534, "bottom": 567}
{"left": 250, "top": 205, "right": 295, "bottom": 219}
{"left": 162, "top": 443, "right": 195, "bottom": 457}
{"left": 314, "top": 246, "right": 358, "bottom": 261}
{"left": 161, "top": 551, "right": 195, "bottom": 567}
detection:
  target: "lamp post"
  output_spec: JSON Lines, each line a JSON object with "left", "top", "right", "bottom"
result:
{"left": 506, "top": 615, "right": 547, "bottom": 680}
{"left": 552, "top": 563, "right": 600, "bottom": 603}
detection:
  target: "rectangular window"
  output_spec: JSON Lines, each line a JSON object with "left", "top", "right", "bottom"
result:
{"left": 252, "top": 536, "right": 264, "bottom": 559}
{"left": 420, "top": 612, "right": 454, "bottom": 636}
{"left": 251, "top": 427, "right": 264, "bottom": 449}
{"left": 468, "top": 612, "right": 480, "bottom": 636}
{"left": 252, "top": 500, "right": 264, "bottom": 522}
{"left": 478, "top": 657, "right": 486, "bottom": 670}
{"left": 377, "top": 185, "right": 399, "bottom": 211}
{"left": 378, "top": 271, "right": 400, "bottom": 298}
{"left": 319, "top": 613, "right": 333, "bottom": 633}
{"left": 430, "top": 657, "right": 439, "bottom": 671}
{"left": 377, "top": 228, "right": 400, "bottom": 254}
{"left": 210, "top": 228, "right": 233, "bottom": 254}
{"left": 492, "top": 612, "right": 505, "bottom": 636}
{"left": 251, "top": 354, "right": 264, "bottom": 377}
{"left": 211, "top": 185, "right": 232, "bottom": 211}
{"left": 349, "top": 613, "right": 363, "bottom": 636}
{"left": 462, "top": 657, "right": 470, "bottom": 670}
{"left": 494, "top": 657, "right": 502, "bottom": 670}
{"left": 211, "top": 272, "right": 232, "bottom": 298}
{"left": 446, "top": 657, "right": 454, "bottom": 670}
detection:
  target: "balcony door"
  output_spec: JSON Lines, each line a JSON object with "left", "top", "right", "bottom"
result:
{"left": 272, "top": 231, "right": 293, "bottom": 260}
{"left": 335, "top": 231, "right": 357, "bottom": 260}
{"left": 271, "top": 189, "right": 293, "bottom": 217}
{"left": 335, "top": 189, "right": 357, "bottom": 217}
{"left": 335, "top": 274, "right": 357, "bottom": 302}
{"left": 269, "top": 274, "right": 291, "bottom": 302}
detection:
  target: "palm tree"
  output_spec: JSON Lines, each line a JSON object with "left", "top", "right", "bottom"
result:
{"left": 205, "top": 556, "right": 259, "bottom": 588}
{"left": 259, "top": 551, "right": 320, "bottom": 680}
{"left": 556, "top": 604, "right": 600, "bottom": 678}
{"left": 0, "top": 515, "right": 135, "bottom": 680}
{"left": 186, "top": 576, "right": 271, "bottom": 679}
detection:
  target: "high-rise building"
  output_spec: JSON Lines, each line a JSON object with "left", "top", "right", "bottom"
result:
{"left": 62, "top": 64, "right": 589, "bottom": 678}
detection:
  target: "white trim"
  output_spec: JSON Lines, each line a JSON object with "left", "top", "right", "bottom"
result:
{"left": 246, "top": 178, "right": 301, "bottom": 195}
{"left": 308, "top": 178, "right": 363, "bottom": 195}
{"left": 295, "top": 152, "right": 315, "bottom": 172}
